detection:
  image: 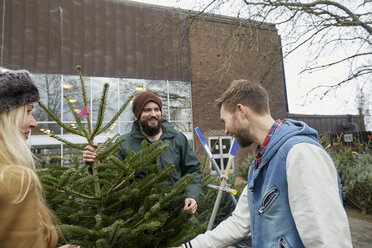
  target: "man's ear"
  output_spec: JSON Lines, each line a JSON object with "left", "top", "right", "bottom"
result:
{"left": 236, "top": 104, "right": 247, "bottom": 119}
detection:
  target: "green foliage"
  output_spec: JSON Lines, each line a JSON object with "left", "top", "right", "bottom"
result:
{"left": 235, "top": 153, "right": 255, "bottom": 181}
{"left": 236, "top": 138, "right": 372, "bottom": 215}
{"left": 329, "top": 143, "right": 372, "bottom": 214}
{"left": 38, "top": 66, "right": 197, "bottom": 247}
{"left": 189, "top": 154, "right": 246, "bottom": 233}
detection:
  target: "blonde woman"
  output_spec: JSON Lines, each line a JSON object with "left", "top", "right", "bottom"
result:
{"left": 0, "top": 68, "right": 78, "bottom": 248}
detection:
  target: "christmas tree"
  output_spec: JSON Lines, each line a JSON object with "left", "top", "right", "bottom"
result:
{"left": 38, "top": 66, "right": 198, "bottom": 248}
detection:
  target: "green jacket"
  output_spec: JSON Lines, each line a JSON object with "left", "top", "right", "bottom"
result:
{"left": 116, "top": 119, "right": 202, "bottom": 202}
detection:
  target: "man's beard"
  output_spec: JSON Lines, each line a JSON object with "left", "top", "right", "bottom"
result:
{"left": 234, "top": 126, "right": 253, "bottom": 148}
{"left": 140, "top": 117, "right": 161, "bottom": 137}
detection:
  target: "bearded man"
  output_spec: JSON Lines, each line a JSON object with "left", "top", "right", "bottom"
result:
{"left": 179, "top": 80, "right": 351, "bottom": 248}
{"left": 83, "top": 91, "right": 201, "bottom": 214}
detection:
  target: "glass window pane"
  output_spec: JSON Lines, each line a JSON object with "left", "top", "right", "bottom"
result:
{"left": 222, "top": 138, "right": 231, "bottom": 154}
{"left": 170, "top": 106, "right": 191, "bottom": 121}
{"left": 171, "top": 121, "right": 192, "bottom": 133}
{"left": 30, "top": 74, "right": 194, "bottom": 170}
{"left": 169, "top": 81, "right": 191, "bottom": 121}
{"left": 62, "top": 121, "right": 89, "bottom": 135}
{"left": 169, "top": 81, "right": 191, "bottom": 108}
{"left": 223, "top": 157, "right": 229, "bottom": 170}
{"left": 32, "top": 123, "right": 61, "bottom": 135}
{"left": 119, "top": 121, "right": 133, "bottom": 134}
{"left": 32, "top": 145, "right": 62, "bottom": 167}
{"left": 213, "top": 158, "right": 222, "bottom": 171}
{"left": 119, "top": 78, "right": 140, "bottom": 121}
{"left": 91, "top": 77, "right": 118, "bottom": 122}
{"left": 98, "top": 121, "right": 120, "bottom": 136}
{"left": 210, "top": 138, "right": 220, "bottom": 154}
{"left": 32, "top": 74, "right": 62, "bottom": 122}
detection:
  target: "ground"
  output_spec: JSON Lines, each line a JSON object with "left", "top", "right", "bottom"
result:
{"left": 346, "top": 207, "right": 372, "bottom": 248}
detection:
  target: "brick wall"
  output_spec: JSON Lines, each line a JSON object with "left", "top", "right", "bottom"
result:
{"left": 189, "top": 18, "right": 287, "bottom": 167}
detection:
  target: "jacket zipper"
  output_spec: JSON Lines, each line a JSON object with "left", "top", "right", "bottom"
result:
{"left": 279, "top": 237, "right": 289, "bottom": 248}
{"left": 258, "top": 187, "right": 278, "bottom": 215}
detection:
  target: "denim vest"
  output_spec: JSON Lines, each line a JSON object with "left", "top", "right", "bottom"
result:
{"left": 247, "top": 120, "right": 341, "bottom": 248}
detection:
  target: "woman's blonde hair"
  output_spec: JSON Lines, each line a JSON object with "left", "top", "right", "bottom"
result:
{"left": 0, "top": 105, "right": 58, "bottom": 248}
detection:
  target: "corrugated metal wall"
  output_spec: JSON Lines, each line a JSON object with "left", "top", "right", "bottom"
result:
{"left": 287, "top": 113, "right": 363, "bottom": 133}
{"left": 0, "top": 0, "right": 190, "bottom": 81}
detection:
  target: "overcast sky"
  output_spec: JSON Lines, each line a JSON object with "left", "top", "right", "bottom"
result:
{"left": 133, "top": 0, "right": 371, "bottom": 130}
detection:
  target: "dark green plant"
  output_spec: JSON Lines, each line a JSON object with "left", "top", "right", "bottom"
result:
{"left": 235, "top": 153, "right": 255, "bottom": 181}
{"left": 38, "top": 66, "right": 196, "bottom": 247}
{"left": 191, "top": 154, "right": 246, "bottom": 231}
{"left": 329, "top": 143, "right": 372, "bottom": 214}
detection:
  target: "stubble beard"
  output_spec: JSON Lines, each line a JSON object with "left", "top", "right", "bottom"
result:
{"left": 140, "top": 117, "right": 161, "bottom": 137}
{"left": 234, "top": 126, "right": 254, "bottom": 148}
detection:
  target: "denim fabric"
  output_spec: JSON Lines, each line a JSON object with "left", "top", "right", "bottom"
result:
{"left": 247, "top": 119, "right": 341, "bottom": 248}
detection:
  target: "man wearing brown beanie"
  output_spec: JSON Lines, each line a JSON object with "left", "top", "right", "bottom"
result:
{"left": 83, "top": 91, "right": 201, "bottom": 214}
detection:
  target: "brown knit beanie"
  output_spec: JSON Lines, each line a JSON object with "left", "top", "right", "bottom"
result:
{"left": 132, "top": 91, "right": 162, "bottom": 119}
{"left": 0, "top": 68, "right": 40, "bottom": 113}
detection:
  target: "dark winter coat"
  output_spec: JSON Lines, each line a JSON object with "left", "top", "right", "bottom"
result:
{"left": 116, "top": 119, "right": 202, "bottom": 202}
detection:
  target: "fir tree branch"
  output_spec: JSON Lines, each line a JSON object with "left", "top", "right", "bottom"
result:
{"left": 91, "top": 161, "right": 102, "bottom": 200}
{"left": 114, "top": 228, "right": 132, "bottom": 242}
{"left": 97, "top": 137, "right": 126, "bottom": 159}
{"left": 75, "top": 65, "right": 92, "bottom": 134}
{"left": 106, "top": 173, "right": 126, "bottom": 195}
{"left": 139, "top": 164, "right": 175, "bottom": 191}
{"left": 94, "top": 95, "right": 134, "bottom": 136}
{"left": 58, "top": 188, "right": 98, "bottom": 200}
{"left": 63, "top": 95, "right": 92, "bottom": 145}
{"left": 112, "top": 171, "right": 136, "bottom": 192}
{"left": 70, "top": 175, "right": 95, "bottom": 188}
{"left": 108, "top": 155, "right": 128, "bottom": 172}
{"left": 95, "top": 214, "right": 103, "bottom": 230}
{"left": 38, "top": 101, "right": 84, "bottom": 137}
{"left": 103, "top": 219, "right": 124, "bottom": 244}
{"left": 133, "top": 221, "right": 162, "bottom": 232}
{"left": 139, "top": 173, "right": 195, "bottom": 223}
{"left": 158, "top": 173, "right": 196, "bottom": 208}
{"left": 124, "top": 141, "right": 169, "bottom": 171}
{"left": 70, "top": 163, "right": 89, "bottom": 181}
{"left": 103, "top": 159, "right": 138, "bottom": 195}
{"left": 48, "top": 133, "right": 86, "bottom": 150}
{"left": 96, "top": 134, "right": 119, "bottom": 153}
{"left": 95, "top": 239, "right": 107, "bottom": 248}
{"left": 122, "top": 206, "right": 144, "bottom": 226}
{"left": 101, "top": 195, "right": 130, "bottom": 212}
{"left": 57, "top": 168, "right": 76, "bottom": 190}
{"left": 40, "top": 174, "right": 59, "bottom": 186}
{"left": 60, "top": 224, "right": 98, "bottom": 238}
{"left": 91, "top": 83, "right": 109, "bottom": 137}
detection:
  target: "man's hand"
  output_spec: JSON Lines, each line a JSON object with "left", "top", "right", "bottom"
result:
{"left": 183, "top": 198, "right": 197, "bottom": 214}
{"left": 83, "top": 143, "right": 98, "bottom": 163}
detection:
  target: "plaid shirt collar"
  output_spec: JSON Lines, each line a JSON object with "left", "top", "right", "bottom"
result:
{"left": 255, "top": 119, "right": 283, "bottom": 168}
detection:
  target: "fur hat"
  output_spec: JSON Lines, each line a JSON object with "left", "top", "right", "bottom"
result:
{"left": 132, "top": 91, "right": 162, "bottom": 119}
{"left": 0, "top": 69, "right": 40, "bottom": 113}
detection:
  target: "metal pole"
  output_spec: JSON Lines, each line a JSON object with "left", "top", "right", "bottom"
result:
{"left": 210, "top": 158, "right": 237, "bottom": 205}
{"left": 195, "top": 127, "right": 237, "bottom": 205}
{"left": 207, "top": 140, "right": 237, "bottom": 230}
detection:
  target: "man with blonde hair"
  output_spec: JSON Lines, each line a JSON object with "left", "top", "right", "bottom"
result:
{"left": 180, "top": 79, "right": 352, "bottom": 248}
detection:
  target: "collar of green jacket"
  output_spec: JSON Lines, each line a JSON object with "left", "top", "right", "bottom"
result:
{"left": 131, "top": 119, "right": 178, "bottom": 139}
